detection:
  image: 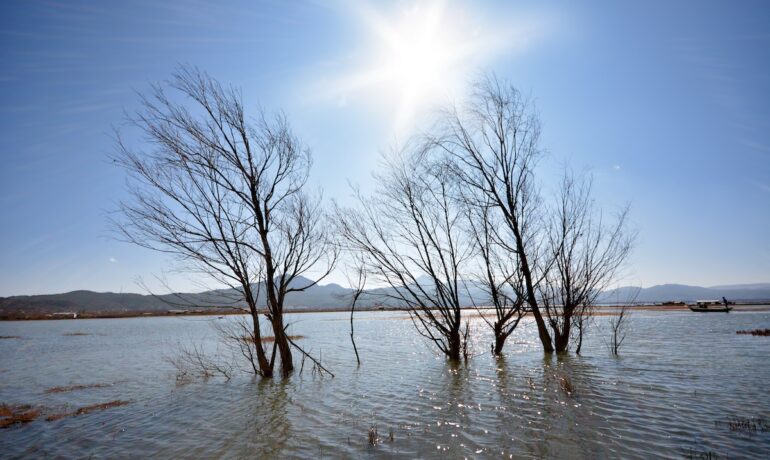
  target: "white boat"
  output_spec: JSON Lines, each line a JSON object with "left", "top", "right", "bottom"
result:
{"left": 688, "top": 300, "right": 732, "bottom": 313}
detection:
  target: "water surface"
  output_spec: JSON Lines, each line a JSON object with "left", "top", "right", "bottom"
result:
{"left": 1, "top": 309, "right": 769, "bottom": 458}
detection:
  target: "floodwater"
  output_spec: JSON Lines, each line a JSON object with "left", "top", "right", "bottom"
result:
{"left": 1, "top": 309, "right": 769, "bottom": 459}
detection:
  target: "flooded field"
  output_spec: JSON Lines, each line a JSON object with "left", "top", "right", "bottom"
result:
{"left": 1, "top": 309, "right": 769, "bottom": 458}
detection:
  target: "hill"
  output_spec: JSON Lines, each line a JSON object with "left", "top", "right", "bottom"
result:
{"left": 1, "top": 279, "right": 768, "bottom": 319}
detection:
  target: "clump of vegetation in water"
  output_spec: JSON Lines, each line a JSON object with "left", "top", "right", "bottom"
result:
{"left": 45, "top": 400, "right": 130, "bottom": 422}
{"left": 62, "top": 332, "right": 90, "bottom": 336}
{"left": 682, "top": 447, "right": 725, "bottom": 459}
{"left": 45, "top": 383, "right": 110, "bottom": 394}
{"left": 0, "top": 404, "right": 40, "bottom": 429}
{"left": 367, "top": 425, "right": 379, "bottom": 446}
{"left": 0, "top": 336, "right": 21, "bottom": 340}
{"left": 1, "top": 400, "right": 130, "bottom": 428}
{"left": 715, "top": 416, "right": 767, "bottom": 434}
{"left": 240, "top": 335, "right": 305, "bottom": 343}
{"left": 736, "top": 329, "right": 770, "bottom": 336}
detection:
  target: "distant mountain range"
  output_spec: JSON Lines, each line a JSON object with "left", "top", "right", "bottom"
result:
{"left": 597, "top": 283, "right": 770, "bottom": 304}
{"left": 1, "top": 278, "right": 768, "bottom": 319}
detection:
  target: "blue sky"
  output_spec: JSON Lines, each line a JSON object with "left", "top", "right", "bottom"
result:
{"left": 1, "top": 0, "right": 768, "bottom": 296}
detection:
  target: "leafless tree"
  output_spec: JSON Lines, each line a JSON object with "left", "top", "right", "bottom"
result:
{"left": 114, "top": 67, "right": 336, "bottom": 377}
{"left": 343, "top": 259, "right": 367, "bottom": 366}
{"left": 166, "top": 340, "right": 235, "bottom": 381}
{"left": 427, "top": 76, "right": 555, "bottom": 352}
{"left": 608, "top": 304, "right": 631, "bottom": 355}
{"left": 426, "top": 76, "right": 634, "bottom": 354}
{"left": 336, "top": 150, "right": 474, "bottom": 361}
{"left": 539, "top": 172, "right": 634, "bottom": 352}
{"left": 572, "top": 301, "right": 592, "bottom": 355}
{"left": 213, "top": 315, "right": 269, "bottom": 376}
{"left": 464, "top": 201, "right": 526, "bottom": 355}
{"left": 605, "top": 287, "right": 639, "bottom": 355}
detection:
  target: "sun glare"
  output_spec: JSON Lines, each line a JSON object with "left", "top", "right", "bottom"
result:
{"left": 329, "top": 0, "right": 508, "bottom": 135}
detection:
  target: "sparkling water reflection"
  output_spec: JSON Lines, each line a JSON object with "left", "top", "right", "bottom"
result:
{"left": 1, "top": 309, "right": 769, "bottom": 458}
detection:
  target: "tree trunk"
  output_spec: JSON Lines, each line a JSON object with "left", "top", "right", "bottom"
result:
{"left": 531, "top": 308, "right": 554, "bottom": 352}
{"left": 575, "top": 325, "right": 584, "bottom": 355}
{"left": 493, "top": 335, "right": 506, "bottom": 355}
{"left": 270, "top": 315, "right": 294, "bottom": 376}
{"left": 554, "top": 316, "right": 571, "bottom": 353}
{"left": 492, "top": 323, "right": 506, "bottom": 355}
{"left": 250, "top": 309, "right": 273, "bottom": 377}
{"left": 511, "top": 219, "right": 554, "bottom": 353}
{"left": 448, "top": 328, "right": 462, "bottom": 361}
{"left": 350, "top": 310, "right": 360, "bottom": 366}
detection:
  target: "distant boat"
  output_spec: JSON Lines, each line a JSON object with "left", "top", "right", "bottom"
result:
{"left": 688, "top": 300, "right": 732, "bottom": 313}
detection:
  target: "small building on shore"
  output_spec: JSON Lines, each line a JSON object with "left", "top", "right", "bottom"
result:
{"left": 52, "top": 312, "right": 78, "bottom": 319}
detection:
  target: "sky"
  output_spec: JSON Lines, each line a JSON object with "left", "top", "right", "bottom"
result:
{"left": 0, "top": 0, "right": 768, "bottom": 296}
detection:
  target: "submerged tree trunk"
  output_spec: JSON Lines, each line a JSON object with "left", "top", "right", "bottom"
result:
{"left": 553, "top": 317, "right": 571, "bottom": 353}
{"left": 575, "top": 323, "right": 585, "bottom": 355}
{"left": 250, "top": 309, "right": 272, "bottom": 377}
{"left": 350, "top": 304, "right": 361, "bottom": 366}
{"left": 493, "top": 324, "right": 507, "bottom": 356}
{"left": 448, "top": 328, "right": 462, "bottom": 361}
{"left": 270, "top": 314, "right": 293, "bottom": 376}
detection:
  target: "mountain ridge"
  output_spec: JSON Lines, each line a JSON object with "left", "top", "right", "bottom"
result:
{"left": 1, "top": 279, "right": 768, "bottom": 319}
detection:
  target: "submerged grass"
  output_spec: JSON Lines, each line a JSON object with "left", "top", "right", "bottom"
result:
{"left": 0, "top": 404, "right": 40, "bottom": 429}
{"left": 1, "top": 400, "right": 130, "bottom": 427}
{"left": 45, "top": 400, "right": 130, "bottom": 422}
{"left": 45, "top": 383, "right": 110, "bottom": 394}
{"left": 368, "top": 425, "right": 379, "bottom": 446}
{"left": 238, "top": 335, "right": 305, "bottom": 343}
{"left": 736, "top": 329, "right": 770, "bottom": 336}
{"left": 715, "top": 416, "right": 767, "bottom": 434}
{"left": 0, "top": 336, "right": 21, "bottom": 339}
{"left": 62, "top": 332, "right": 91, "bottom": 336}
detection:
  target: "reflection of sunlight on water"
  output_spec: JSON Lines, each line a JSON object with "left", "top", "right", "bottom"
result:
{"left": 1, "top": 310, "right": 769, "bottom": 458}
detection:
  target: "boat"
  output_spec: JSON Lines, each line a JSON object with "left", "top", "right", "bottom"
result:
{"left": 688, "top": 300, "right": 732, "bottom": 313}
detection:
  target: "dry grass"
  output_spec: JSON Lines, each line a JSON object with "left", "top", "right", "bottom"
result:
{"left": 716, "top": 416, "right": 767, "bottom": 433}
{"left": 368, "top": 425, "right": 379, "bottom": 446}
{"left": 736, "top": 329, "right": 770, "bottom": 336}
{"left": 45, "top": 383, "right": 110, "bottom": 394}
{"left": 0, "top": 404, "right": 40, "bottom": 429}
{"left": 45, "top": 400, "right": 130, "bottom": 422}
{"left": 559, "top": 376, "right": 574, "bottom": 396}
{"left": 238, "top": 335, "right": 305, "bottom": 343}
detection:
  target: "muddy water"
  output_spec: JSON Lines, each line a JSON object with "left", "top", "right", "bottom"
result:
{"left": 1, "top": 309, "right": 769, "bottom": 458}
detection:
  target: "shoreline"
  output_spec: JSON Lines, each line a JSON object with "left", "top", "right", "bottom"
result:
{"left": 2, "top": 302, "right": 769, "bottom": 321}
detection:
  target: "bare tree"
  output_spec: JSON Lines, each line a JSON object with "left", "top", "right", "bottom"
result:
{"left": 336, "top": 150, "right": 473, "bottom": 361}
{"left": 213, "top": 315, "right": 269, "bottom": 376}
{"left": 427, "top": 76, "right": 634, "bottom": 354}
{"left": 114, "top": 67, "right": 336, "bottom": 377}
{"left": 340, "top": 254, "right": 366, "bottom": 366}
{"left": 605, "top": 287, "right": 639, "bottom": 355}
{"left": 428, "top": 76, "right": 555, "bottom": 352}
{"left": 538, "top": 172, "right": 634, "bottom": 353}
{"left": 608, "top": 304, "right": 631, "bottom": 355}
{"left": 572, "top": 301, "right": 592, "bottom": 355}
{"left": 464, "top": 201, "right": 526, "bottom": 355}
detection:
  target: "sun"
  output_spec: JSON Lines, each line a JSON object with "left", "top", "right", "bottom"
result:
{"left": 329, "top": 0, "right": 499, "bottom": 135}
